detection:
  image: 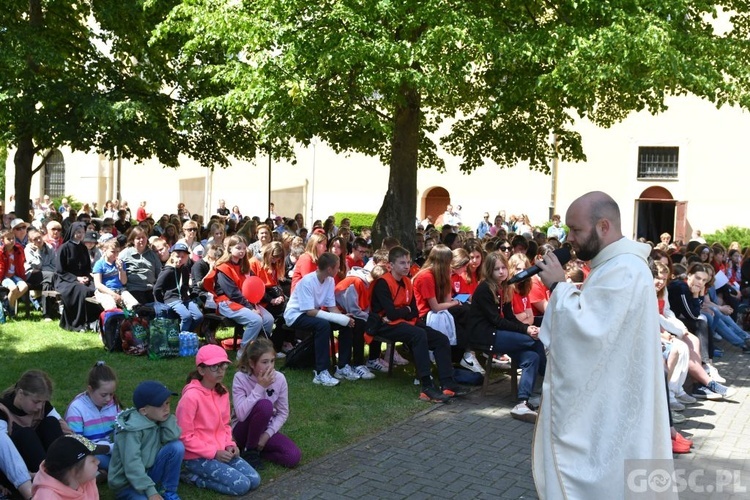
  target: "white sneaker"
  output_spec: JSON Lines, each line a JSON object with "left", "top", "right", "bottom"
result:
{"left": 460, "top": 351, "right": 486, "bottom": 375}
{"left": 275, "top": 351, "right": 286, "bottom": 359}
{"left": 707, "top": 364, "right": 726, "bottom": 383}
{"left": 313, "top": 369, "right": 340, "bottom": 386}
{"left": 353, "top": 365, "right": 376, "bottom": 380}
{"left": 384, "top": 347, "right": 409, "bottom": 366}
{"left": 492, "top": 354, "right": 512, "bottom": 370}
{"left": 511, "top": 401, "right": 538, "bottom": 423}
{"left": 334, "top": 365, "right": 361, "bottom": 381}
{"left": 675, "top": 392, "right": 697, "bottom": 404}
{"left": 366, "top": 359, "right": 389, "bottom": 372}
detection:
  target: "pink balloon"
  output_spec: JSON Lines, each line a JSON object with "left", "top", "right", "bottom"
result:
{"left": 242, "top": 276, "right": 265, "bottom": 304}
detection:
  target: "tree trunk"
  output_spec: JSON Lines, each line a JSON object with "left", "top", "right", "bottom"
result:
{"left": 14, "top": 135, "right": 34, "bottom": 222}
{"left": 372, "top": 84, "right": 420, "bottom": 255}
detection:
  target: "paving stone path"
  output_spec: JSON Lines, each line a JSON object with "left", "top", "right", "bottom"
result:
{"left": 248, "top": 347, "right": 749, "bottom": 499}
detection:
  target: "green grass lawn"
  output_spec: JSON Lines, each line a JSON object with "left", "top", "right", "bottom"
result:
{"left": 0, "top": 313, "right": 429, "bottom": 498}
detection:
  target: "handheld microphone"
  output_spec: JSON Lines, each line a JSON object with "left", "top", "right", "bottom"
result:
{"left": 508, "top": 247, "right": 571, "bottom": 285}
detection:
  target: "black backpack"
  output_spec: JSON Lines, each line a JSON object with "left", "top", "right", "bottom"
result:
{"left": 283, "top": 334, "right": 316, "bottom": 369}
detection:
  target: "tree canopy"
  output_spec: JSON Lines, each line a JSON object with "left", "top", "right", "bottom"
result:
{"left": 153, "top": 0, "right": 750, "bottom": 248}
{"left": 0, "top": 0, "right": 255, "bottom": 220}
{"left": 4, "top": 1, "right": 750, "bottom": 244}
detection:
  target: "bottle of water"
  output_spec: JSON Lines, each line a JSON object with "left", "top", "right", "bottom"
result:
{"left": 179, "top": 332, "right": 187, "bottom": 357}
{"left": 190, "top": 333, "right": 198, "bottom": 356}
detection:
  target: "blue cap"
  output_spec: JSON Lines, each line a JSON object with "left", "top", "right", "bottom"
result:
{"left": 169, "top": 242, "right": 190, "bottom": 253}
{"left": 132, "top": 381, "right": 176, "bottom": 409}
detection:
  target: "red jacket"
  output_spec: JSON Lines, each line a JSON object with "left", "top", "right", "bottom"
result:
{"left": 0, "top": 243, "right": 27, "bottom": 281}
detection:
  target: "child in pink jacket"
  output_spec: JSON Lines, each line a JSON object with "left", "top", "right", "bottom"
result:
{"left": 175, "top": 345, "right": 260, "bottom": 496}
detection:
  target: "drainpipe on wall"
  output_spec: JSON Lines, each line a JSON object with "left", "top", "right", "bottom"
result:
{"left": 116, "top": 155, "right": 122, "bottom": 202}
{"left": 549, "top": 134, "right": 559, "bottom": 220}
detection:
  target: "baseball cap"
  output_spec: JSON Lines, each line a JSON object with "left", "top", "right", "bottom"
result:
{"left": 83, "top": 231, "right": 100, "bottom": 243}
{"left": 169, "top": 242, "right": 190, "bottom": 253}
{"left": 44, "top": 434, "right": 109, "bottom": 474}
{"left": 196, "top": 344, "right": 230, "bottom": 367}
{"left": 10, "top": 218, "right": 29, "bottom": 230}
{"left": 132, "top": 381, "right": 177, "bottom": 409}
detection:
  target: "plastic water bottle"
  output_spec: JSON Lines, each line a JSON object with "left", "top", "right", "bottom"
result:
{"left": 179, "top": 332, "right": 187, "bottom": 357}
{"left": 190, "top": 333, "right": 199, "bottom": 356}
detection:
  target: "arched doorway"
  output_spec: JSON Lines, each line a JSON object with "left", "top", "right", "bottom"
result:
{"left": 422, "top": 186, "right": 450, "bottom": 226}
{"left": 635, "top": 186, "right": 684, "bottom": 243}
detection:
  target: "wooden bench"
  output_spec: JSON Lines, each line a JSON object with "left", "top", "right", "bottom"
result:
{"left": 480, "top": 353, "right": 519, "bottom": 397}
{"left": 202, "top": 312, "right": 245, "bottom": 350}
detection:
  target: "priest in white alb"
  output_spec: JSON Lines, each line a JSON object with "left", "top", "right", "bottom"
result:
{"left": 533, "top": 191, "right": 675, "bottom": 500}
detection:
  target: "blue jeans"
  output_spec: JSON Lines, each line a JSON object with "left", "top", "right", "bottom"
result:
{"left": 288, "top": 314, "right": 333, "bottom": 372}
{"left": 493, "top": 330, "right": 546, "bottom": 401}
{"left": 183, "top": 456, "right": 260, "bottom": 496}
{"left": 707, "top": 308, "right": 749, "bottom": 347}
{"left": 96, "top": 453, "right": 111, "bottom": 471}
{"left": 114, "top": 440, "right": 184, "bottom": 499}
{"left": 217, "top": 302, "right": 274, "bottom": 352}
{"left": 168, "top": 300, "right": 203, "bottom": 332}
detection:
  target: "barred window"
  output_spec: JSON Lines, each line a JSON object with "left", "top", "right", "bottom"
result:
{"left": 44, "top": 149, "right": 66, "bottom": 198}
{"left": 638, "top": 147, "right": 678, "bottom": 179}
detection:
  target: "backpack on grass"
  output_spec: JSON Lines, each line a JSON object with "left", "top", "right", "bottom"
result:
{"left": 98, "top": 309, "right": 125, "bottom": 352}
{"left": 283, "top": 334, "right": 315, "bottom": 369}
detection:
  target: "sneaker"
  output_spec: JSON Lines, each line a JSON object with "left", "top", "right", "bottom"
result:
{"left": 334, "top": 364, "right": 361, "bottom": 381}
{"left": 240, "top": 448, "right": 264, "bottom": 470}
{"left": 366, "top": 358, "right": 389, "bottom": 372}
{"left": 672, "top": 436, "right": 691, "bottom": 454}
{"left": 441, "top": 383, "right": 469, "bottom": 398}
{"left": 419, "top": 385, "right": 451, "bottom": 403}
{"left": 713, "top": 349, "right": 724, "bottom": 358}
{"left": 713, "top": 332, "right": 723, "bottom": 342}
{"left": 674, "top": 432, "right": 694, "bottom": 448}
{"left": 385, "top": 347, "right": 409, "bottom": 366}
{"left": 675, "top": 392, "right": 697, "bottom": 404}
{"left": 670, "top": 410, "right": 686, "bottom": 424}
{"left": 492, "top": 355, "right": 511, "bottom": 370}
{"left": 691, "top": 384, "right": 723, "bottom": 401}
{"left": 511, "top": 401, "right": 538, "bottom": 423}
{"left": 707, "top": 364, "right": 726, "bottom": 383}
{"left": 353, "top": 365, "right": 376, "bottom": 380}
{"left": 275, "top": 351, "right": 287, "bottom": 359}
{"left": 180, "top": 472, "right": 198, "bottom": 485}
{"left": 669, "top": 400, "right": 685, "bottom": 412}
{"left": 162, "top": 492, "right": 181, "bottom": 500}
{"left": 460, "top": 351, "right": 486, "bottom": 375}
{"left": 707, "top": 380, "right": 736, "bottom": 399}
{"left": 312, "top": 369, "right": 340, "bottom": 386}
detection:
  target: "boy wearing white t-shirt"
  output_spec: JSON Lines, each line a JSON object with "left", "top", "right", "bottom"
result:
{"left": 283, "top": 252, "right": 354, "bottom": 386}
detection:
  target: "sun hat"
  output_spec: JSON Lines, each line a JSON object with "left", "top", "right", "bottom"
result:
{"left": 10, "top": 218, "right": 29, "bottom": 230}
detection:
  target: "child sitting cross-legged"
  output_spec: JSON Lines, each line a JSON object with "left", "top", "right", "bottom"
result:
{"left": 176, "top": 345, "right": 261, "bottom": 496}
{"left": 108, "top": 381, "right": 184, "bottom": 500}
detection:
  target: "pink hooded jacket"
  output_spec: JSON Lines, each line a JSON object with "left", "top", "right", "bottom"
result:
{"left": 175, "top": 379, "right": 235, "bottom": 460}
{"left": 31, "top": 463, "right": 99, "bottom": 499}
